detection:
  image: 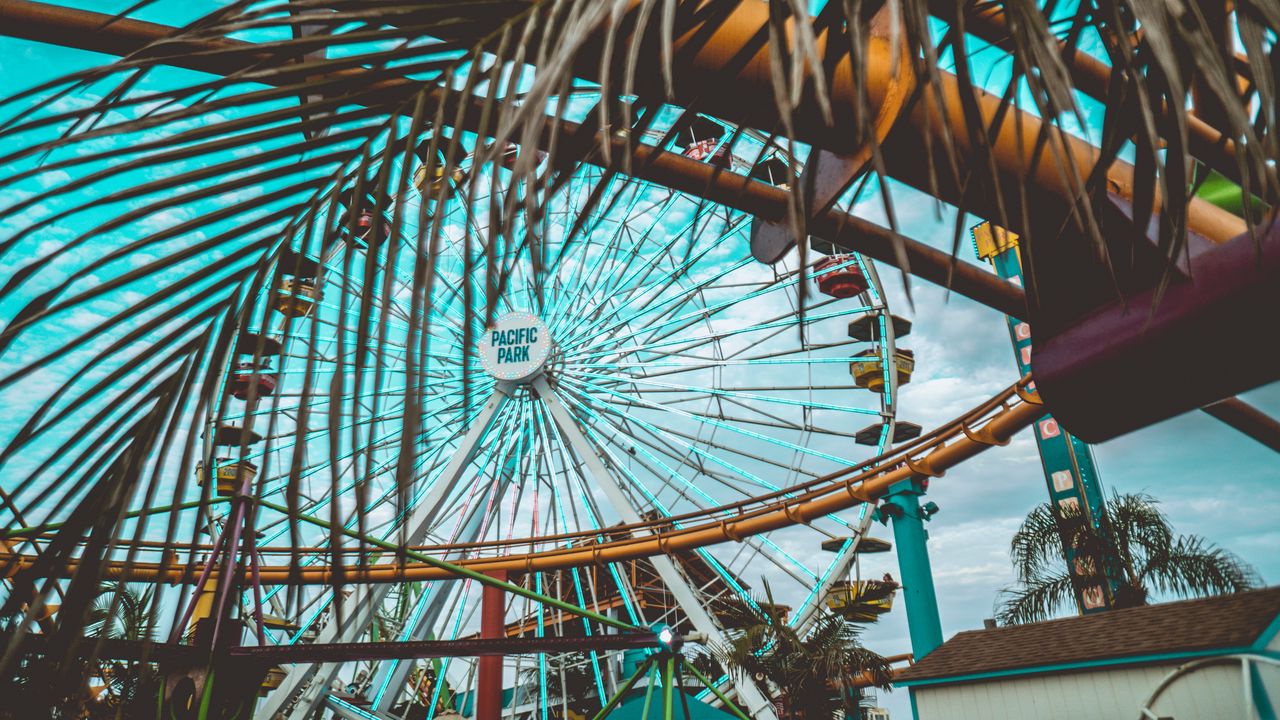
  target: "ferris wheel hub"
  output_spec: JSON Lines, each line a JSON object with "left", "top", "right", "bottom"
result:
{"left": 479, "top": 312, "right": 553, "bottom": 382}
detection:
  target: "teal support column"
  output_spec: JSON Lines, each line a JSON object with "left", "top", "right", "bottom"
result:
{"left": 619, "top": 608, "right": 648, "bottom": 679}
{"left": 971, "top": 221, "right": 1125, "bottom": 614}
{"left": 621, "top": 648, "right": 648, "bottom": 680}
{"left": 878, "top": 478, "right": 943, "bottom": 659}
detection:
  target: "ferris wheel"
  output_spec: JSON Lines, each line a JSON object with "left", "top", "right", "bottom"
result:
{"left": 197, "top": 113, "right": 916, "bottom": 719}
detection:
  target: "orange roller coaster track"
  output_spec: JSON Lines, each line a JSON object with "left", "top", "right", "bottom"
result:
{"left": 1, "top": 377, "right": 1044, "bottom": 585}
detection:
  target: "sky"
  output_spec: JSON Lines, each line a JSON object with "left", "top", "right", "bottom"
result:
{"left": 1, "top": 3, "right": 1277, "bottom": 720}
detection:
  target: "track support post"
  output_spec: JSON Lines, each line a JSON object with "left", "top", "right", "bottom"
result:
{"left": 877, "top": 478, "right": 943, "bottom": 658}
{"left": 477, "top": 569, "right": 508, "bottom": 720}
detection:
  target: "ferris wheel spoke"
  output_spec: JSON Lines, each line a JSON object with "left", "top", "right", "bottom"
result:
{"left": 555, "top": 223, "right": 750, "bottom": 354}
{"left": 563, "top": 374, "right": 859, "bottom": 467}
{"left": 565, "top": 395, "right": 818, "bottom": 587}
{"left": 568, "top": 378, "right": 868, "bottom": 451}
{"left": 558, "top": 382, "right": 816, "bottom": 501}
{"left": 314, "top": 271, "right": 416, "bottom": 330}
{"left": 531, "top": 375, "right": 777, "bottom": 719}
{"left": 573, "top": 298, "right": 871, "bottom": 367}
{"left": 555, "top": 376, "right": 855, "bottom": 531}
{"left": 549, "top": 200, "right": 742, "bottom": 346}
{"left": 570, "top": 370, "right": 881, "bottom": 417}
{"left": 542, "top": 174, "right": 649, "bottom": 325}
{"left": 567, "top": 350, "right": 856, "bottom": 385}
{"left": 614, "top": 263, "right": 814, "bottom": 356}
{"left": 547, "top": 193, "right": 700, "bottom": 339}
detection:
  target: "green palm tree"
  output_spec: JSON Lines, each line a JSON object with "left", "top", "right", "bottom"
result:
{"left": 997, "top": 491, "right": 1260, "bottom": 625}
{"left": 86, "top": 582, "right": 156, "bottom": 643}
{"left": 715, "top": 584, "right": 892, "bottom": 720}
{"left": 84, "top": 583, "right": 158, "bottom": 715}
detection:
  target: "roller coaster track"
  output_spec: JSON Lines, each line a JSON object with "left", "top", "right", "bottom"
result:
{"left": 1, "top": 377, "right": 1043, "bottom": 585}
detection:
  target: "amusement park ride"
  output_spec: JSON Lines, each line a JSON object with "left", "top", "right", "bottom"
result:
{"left": 0, "top": 0, "right": 1276, "bottom": 719}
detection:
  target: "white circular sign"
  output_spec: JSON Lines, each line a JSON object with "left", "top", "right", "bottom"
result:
{"left": 479, "top": 312, "right": 552, "bottom": 382}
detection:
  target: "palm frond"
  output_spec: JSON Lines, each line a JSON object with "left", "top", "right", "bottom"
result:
{"left": 1140, "top": 534, "right": 1260, "bottom": 599}
{"left": 0, "top": 0, "right": 1274, "bottom": 672}
{"left": 995, "top": 571, "right": 1076, "bottom": 625}
{"left": 1009, "top": 502, "right": 1067, "bottom": 584}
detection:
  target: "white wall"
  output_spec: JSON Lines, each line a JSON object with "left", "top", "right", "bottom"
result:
{"left": 912, "top": 661, "right": 1260, "bottom": 720}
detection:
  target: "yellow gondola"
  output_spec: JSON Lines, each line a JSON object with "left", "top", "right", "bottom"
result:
{"left": 195, "top": 459, "right": 258, "bottom": 496}
{"left": 260, "top": 666, "right": 288, "bottom": 696}
{"left": 273, "top": 276, "right": 321, "bottom": 318}
{"left": 261, "top": 614, "right": 301, "bottom": 633}
{"left": 849, "top": 348, "right": 915, "bottom": 392}
{"left": 413, "top": 158, "right": 465, "bottom": 197}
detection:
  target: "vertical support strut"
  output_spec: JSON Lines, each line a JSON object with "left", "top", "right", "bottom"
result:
{"left": 265, "top": 385, "right": 514, "bottom": 719}
{"left": 371, "top": 448, "right": 522, "bottom": 711}
{"left": 878, "top": 479, "right": 943, "bottom": 659}
{"left": 477, "top": 570, "right": 508, "bottom": 720}
{"left": 972, "top": 222, "right": 1124, "bottom": 614}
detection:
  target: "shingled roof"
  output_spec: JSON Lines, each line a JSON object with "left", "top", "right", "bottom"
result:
{"left": 897, "top": 587, "right": 1280, "bottom": 684}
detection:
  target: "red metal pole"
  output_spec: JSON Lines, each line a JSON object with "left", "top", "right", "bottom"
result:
{"left": 476, "top": 570, "right": 508, "bottom": 720}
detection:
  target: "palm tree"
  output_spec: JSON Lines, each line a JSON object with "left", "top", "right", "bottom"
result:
{"left": 84, "top": 583, "right": 159, "bottom": 716}
{"left": 86, "top": 582, "right": 156, "bottom": 644}
{"left": 0, "top": 583, "right": 157, "bottom": 719}
{"left": 997, "top": 491, "right": 1260, "bottom": 625}
{"left": 716, "top": 584, "right": 892, "bottom": 720}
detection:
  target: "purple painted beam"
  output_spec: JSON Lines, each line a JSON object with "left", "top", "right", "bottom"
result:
{"left": 1033, "top": 216, "right": 1280, "bottom": 442}
{"left": 1202, "top": 398, "right": 1280, "bottom": 454}
{"left": 4, "top": 631, "right": 665, "bottom": 664}
{"left": 227, "top": 632, "right": 664, "bottom": 664}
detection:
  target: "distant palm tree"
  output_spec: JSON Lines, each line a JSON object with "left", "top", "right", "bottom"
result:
{"left": 86, "top": 582, "right": 156, "bottom": 643}
{"left": 998, "top": 491, "right": 1260, "bottom": 625}
{"left": 0, "top": 583, "right": 157, "bottom": 719}
{"left": 716, "top": 584, "right": 892, "bottom": 720}
{"left": 85, "top": 583, "right": 158, "bottom": 715}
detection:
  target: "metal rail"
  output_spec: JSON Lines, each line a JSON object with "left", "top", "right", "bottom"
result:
{"left": 1, "top": 377, "right": 1045, "bottom": 584}
{"left": 0, "top": 630, "right": 664, "bottom": 663}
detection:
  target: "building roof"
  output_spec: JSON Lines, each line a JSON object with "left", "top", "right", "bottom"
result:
{"left": 897, "top": 587, "right": 1280, "bottom": 685}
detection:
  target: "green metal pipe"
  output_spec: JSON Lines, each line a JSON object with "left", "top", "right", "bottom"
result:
{"left": 641, "top": 662, "right": 658, "bottom": 719}
{"left": 663, "top": 657, "right": 675, "bottom": 720}
{"left": 0, "top": 497, "right": 229, "bottom": 539}
{"left": 254, "top": 498, "right": 642, "bottom": 633}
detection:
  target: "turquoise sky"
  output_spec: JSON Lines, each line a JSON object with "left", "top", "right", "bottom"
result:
{"left": 1, "top": 4, "right": 1277, "bottom": 719}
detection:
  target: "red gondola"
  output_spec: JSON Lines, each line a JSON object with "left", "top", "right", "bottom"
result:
{"left": 677, "top": 117, "right": 732, "bottom": 168}
{"left": 497, "top": 141, "right": 547, "bottom": 170}
{"left": 682, "top": 137, "right": 731, "bottom": 168}
{"left": 230, "top": 361, "right": 278, "bottom": 400}
{"left": 337, "top": 189, "right": 391, "bottom": 245}
{"left": 815, "top": 254, "right": 869, "bottom": 299}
